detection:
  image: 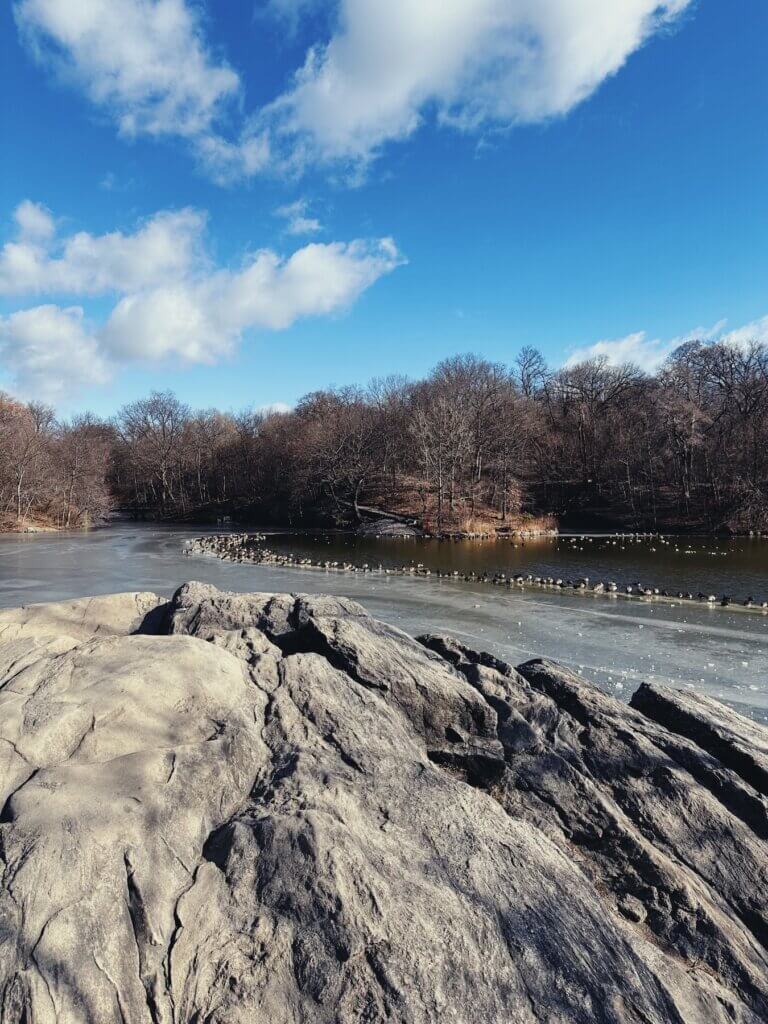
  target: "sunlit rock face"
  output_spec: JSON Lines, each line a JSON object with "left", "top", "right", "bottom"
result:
{"left": 1, "top": 582, "right": 767, "bottom": 1024}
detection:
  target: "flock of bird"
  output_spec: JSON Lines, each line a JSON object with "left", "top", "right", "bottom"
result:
{"left": 185, "top": 530, "right": 768, "bottom": 613}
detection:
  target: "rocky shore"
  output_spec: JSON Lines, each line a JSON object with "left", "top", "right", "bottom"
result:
{"left": 186, "top": 532, "right": 768, "bottom": 613}
{"left": 354, "top": 513, "right": 558, "bottom": 540}
{"left": 1, "top": 582, "right": 767, "bottom": 1022}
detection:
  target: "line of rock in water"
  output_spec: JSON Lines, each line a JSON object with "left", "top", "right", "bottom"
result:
{"left": 184, "top": 533, "right": 768, "bottom": 613}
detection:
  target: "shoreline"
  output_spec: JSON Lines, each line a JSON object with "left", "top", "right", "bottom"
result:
{"left": 0, "top": 518, "right": 61, "bottom": 534}
{"left": 7, "top": 511, "right": 767, "bottom": 541}
{"left": 185, "top": 532, "right": 768, "bottom": 615}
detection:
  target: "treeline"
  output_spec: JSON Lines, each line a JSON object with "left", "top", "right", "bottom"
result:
{"left": 3, "top": 339, "right": 768, "bottom": 533}
{"left": 0, "top": 394, "right": 112, "bottom": 530}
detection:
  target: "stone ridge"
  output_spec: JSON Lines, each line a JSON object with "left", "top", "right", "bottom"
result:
{"left": 0, "top": 582, "right": 766, "bottom": 1023}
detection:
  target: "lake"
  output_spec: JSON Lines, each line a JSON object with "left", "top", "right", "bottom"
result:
{"left": 1, "top": 523, "right": 767, "bottom": 720}
{"left": 265, "top": 530, "right": 768, "bottom": 600}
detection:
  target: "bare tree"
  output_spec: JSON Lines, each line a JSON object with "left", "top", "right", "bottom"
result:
{"left": 4, "top": 338, "right": 768, "bottom": 536}
{"left": 56, "top": 415, "right": 113, "bottom": 526}
{"left": 515, "top": 346, "right": 549, "bottom": 397}
{"left": 115, "top": 391, "right": 190, "bottom": 513}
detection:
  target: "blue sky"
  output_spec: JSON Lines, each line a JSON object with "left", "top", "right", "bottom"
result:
{"left": 1, "top": 0, "right": 767, "bottom": 415}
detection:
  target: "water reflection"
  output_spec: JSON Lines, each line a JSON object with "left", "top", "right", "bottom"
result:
{"left": 265, "top": 531, "right": 768, "bottom": 601}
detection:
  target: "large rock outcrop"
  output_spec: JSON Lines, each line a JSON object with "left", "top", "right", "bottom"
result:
{"left": 0, "top": 591, "right": 166, "bottom": 643}
{"left": 1, "top": 582, "right": 767, "bottom": 1023}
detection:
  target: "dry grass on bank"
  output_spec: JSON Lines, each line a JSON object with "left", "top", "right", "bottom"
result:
{"left": 0, "top": 513, "right": 60, "bottom": 533}
{"left": 365, "top": 477, "right": 557, "bottom": 536}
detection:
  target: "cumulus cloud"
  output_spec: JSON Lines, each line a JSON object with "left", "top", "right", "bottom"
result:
{"left": 0, "top": 204, "right": 205, "bottom": 296}
{"left": 14, "top": 0, "right": 239, "bottom": 140}
{"left": 565, "top": 331, "right": 680, "bottom": 373}
{"left": 194, "top": 130, "right": 272, "bottom": 183}
{"left": 0, "top": 201, "right": 403, "bottom": 396}
{"left": 259, "top": 0, "right": 693, "bottom": 170}
{"left": 720, "top": 315, "right": 768, "bottom": 349}
{"left": 102, "top": 237, "right": 402, "bottom": 361}
{"left": 14, "top": 200, "right": 56, "bottom": 242}
{"left": 15, "top": 0, "right": 695, "bottom": 179}
{"left": 565, "top": 318, "right": 765, "bottom": 373}
{"left": 0, "top": 305, "right": 110, "bottom": 399}
{"left": 274, "top": 199, "right": 323, "bottom": 236}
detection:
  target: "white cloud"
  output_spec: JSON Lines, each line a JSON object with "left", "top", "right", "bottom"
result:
{"left": 258, "top": 401, "right": 292, "bottom": 415}
{"left": 259, "top": 0, "right": 321, "bottom": 34}
{"left": 564, "top": 318, "right": 767, "bottom": 373}
{"left": 260, "top": 0, "right": 693, "bottom": 170}
{"left": 720, "top": 315, "right": 768, "bottom": 349}
{"left": 565, "top": 331, "right": 678, "bottom": 373}
{"left": 14, "top": 0, "right": 239, "bottom": 165}
{"left": 15, "top": 0, "right": 694, "bottom": 180}
{"left": 14, "top": 200, "right": 56, "bottom": 242}
{"left": 274, "top": 199, "right": 323, "bottom": 236}
{"left": 102, "top": 237, "right": 403, "bottom": 360}
{"left": 194, "top": 130, "right": 272, "bottom": 183}
{"left": 0, "top": 204, "right": 205, "bottom": 296}
{"left": 99, "top": 171, "right": 136, "bottom": 192}
{"left": 0, "top": 305, "right": 110, "bottom": 399}
{"left": 0, "top": 202, "right": 403, "bottom": 395}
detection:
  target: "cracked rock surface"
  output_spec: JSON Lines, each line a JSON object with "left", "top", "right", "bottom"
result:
{"left": 1, "top": 581, "right": 767, "bottom": 1023}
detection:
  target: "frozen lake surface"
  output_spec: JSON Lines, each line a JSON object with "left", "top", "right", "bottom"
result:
{"left": 1, "top": 523, "right": 766, "bottom": 721}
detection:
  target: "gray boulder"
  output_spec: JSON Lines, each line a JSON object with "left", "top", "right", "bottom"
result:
{"left": 0, "top": 591, "right": 166, "bottom": 642}
{"left": 0, "top": 581, "right": 766, "bottom": 1023}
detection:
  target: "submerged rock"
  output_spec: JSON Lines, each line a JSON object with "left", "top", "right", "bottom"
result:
{"left": 0, "top": 582, "right": 766, "bottom": 1023}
